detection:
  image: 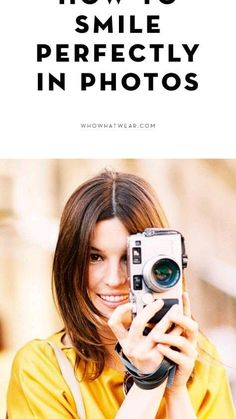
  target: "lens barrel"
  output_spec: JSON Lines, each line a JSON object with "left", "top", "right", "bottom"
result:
{"left": 143, "top": 257, "right": 180, "bottom": 292}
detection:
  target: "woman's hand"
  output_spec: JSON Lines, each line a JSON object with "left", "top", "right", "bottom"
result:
{"left": 109, "top": 292, "right": 198, "bottom": 419}
{"left": 108, "top": 292, "right": 198, "bottom": 386}
{"left": 108, "top": 298, "right": 183, "bottom": 374}
{"left": 150, "top": 292, "right": 198, "bottom": 394}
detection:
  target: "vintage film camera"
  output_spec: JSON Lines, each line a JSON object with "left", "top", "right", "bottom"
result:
{"left": 127, "top": 228, "right": 188, "bottom": 323}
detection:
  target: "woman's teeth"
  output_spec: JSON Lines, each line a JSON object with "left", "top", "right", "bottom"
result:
{"left": 99, "top": 295, "right": 128, "bottom": 302}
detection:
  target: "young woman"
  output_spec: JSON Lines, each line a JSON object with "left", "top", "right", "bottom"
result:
{"left": 7, "top": 170, "right": 235, "bottom": 418}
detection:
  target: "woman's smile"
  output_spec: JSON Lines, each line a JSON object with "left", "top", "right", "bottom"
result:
{"left": 88, "top": 217, "right": 130, "bottom": 316}
{"left": 97, "top": 293, "right": 129, "bottom": 307}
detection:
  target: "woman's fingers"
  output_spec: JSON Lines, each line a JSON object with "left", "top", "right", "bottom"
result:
{"left": 109, "top": 299, "right": 166, "bottom": 352}
{"left": 108, "top": 299, "right": 168, "bottom": 343}
{"left": 148, "top": 304, "right": 182, "bottom": 340}
{"left": 164, "top": 311, "right": 198, "bottom": 344}
{"left": 128, "top": 299, "right": 164, "bottom": 339}
{"left": 157, "top": 343, "right": 197, "bottom": 369}
{"left": 152, "top": 333, "right": 197, "bottom": 358}
{"left": 148, "top": 300, "right": 198, "bottom": 348}
{"left": 108, "top": 302, "right": 133, "bottom": 341}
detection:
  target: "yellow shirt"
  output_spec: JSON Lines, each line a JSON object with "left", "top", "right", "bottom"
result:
{"left": 7, "top": 331, "right": 236, "bottom": 419}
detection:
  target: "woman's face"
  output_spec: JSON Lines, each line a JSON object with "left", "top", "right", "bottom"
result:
{"left": 88, "top": 217, "right": 129, "bottom": 318}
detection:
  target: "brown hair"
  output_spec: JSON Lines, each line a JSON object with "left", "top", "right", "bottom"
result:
{"left": 52, "top": 170, "right": 168, "bottom": 379}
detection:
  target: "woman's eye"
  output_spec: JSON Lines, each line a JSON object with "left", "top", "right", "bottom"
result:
{"left": 90, "top": 253, "right": 103, "bottom": 263}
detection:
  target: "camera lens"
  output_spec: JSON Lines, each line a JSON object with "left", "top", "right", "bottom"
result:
{"left": 152, "top": 259, "right": 180, "bottom": 288}
{"left": 143, "top": 257, "right": 180, "bottom": 292}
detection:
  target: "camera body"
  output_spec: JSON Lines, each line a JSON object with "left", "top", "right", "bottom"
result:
{"left": 127, "top": 228, "right": 188, "bottom": 323}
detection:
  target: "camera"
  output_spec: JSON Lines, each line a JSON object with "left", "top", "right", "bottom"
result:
{"left": 127, "top": 228, "right": 188, "bottom": 323}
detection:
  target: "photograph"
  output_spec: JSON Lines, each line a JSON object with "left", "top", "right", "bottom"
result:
{"left": 0, "top": 159, "right": 236, "bottom": 418}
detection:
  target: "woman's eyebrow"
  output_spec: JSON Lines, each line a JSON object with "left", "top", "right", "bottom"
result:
{"left": 90, "top": 246, "right": 101, "bottom": 252}
{"left": 90, "top": 246, "right": 127, "bottom": 254}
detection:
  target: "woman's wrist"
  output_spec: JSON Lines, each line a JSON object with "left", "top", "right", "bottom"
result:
{"left": 165, "top": 385, "right": 197, "bottom": 419}
{"left": 116, "top": 380, "right": 167, "bottom": 419}
{"left": 165, "top": 385, "right": 188, "bottom": 401}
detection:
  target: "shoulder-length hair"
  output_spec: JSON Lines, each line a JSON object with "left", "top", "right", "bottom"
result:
{"left": 52, "top": 170, "right": 168, "bottom": 379}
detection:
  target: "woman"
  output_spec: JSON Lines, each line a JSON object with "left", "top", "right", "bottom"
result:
{"left": 7, "top": 170, "right": 235, "bottom": 418}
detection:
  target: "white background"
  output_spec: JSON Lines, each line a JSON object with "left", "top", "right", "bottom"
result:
{"left": 1, "top": 0, "right": 236, "bottom": 158}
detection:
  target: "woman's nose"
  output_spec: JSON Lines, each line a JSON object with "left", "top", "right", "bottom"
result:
{"left": 104, "top": 262, "right": 127, "bottom": 287}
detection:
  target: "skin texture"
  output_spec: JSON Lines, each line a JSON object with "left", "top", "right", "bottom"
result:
{"left": 88, "top": 217, "right": 130, "bottom": 318}
{"left": 88, "top": 218, "right": 198, "bottom": 384}
{"left": 88, "top": 218, "right": 198, "bottom": 418}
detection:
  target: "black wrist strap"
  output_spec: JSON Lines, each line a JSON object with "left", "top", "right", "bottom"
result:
{"left": 115, "top": 342, "right": 176, "bottom": 390}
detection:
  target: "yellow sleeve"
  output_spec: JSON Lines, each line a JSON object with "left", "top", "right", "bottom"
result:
{"left": 6, "top": 340, "right": 80, "bottom": 419}
{"left": 198, "top": 362, "right": 236, "bottom": 419}
{"left": 194, "top": 335, "right": 236, "bottom": 419}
